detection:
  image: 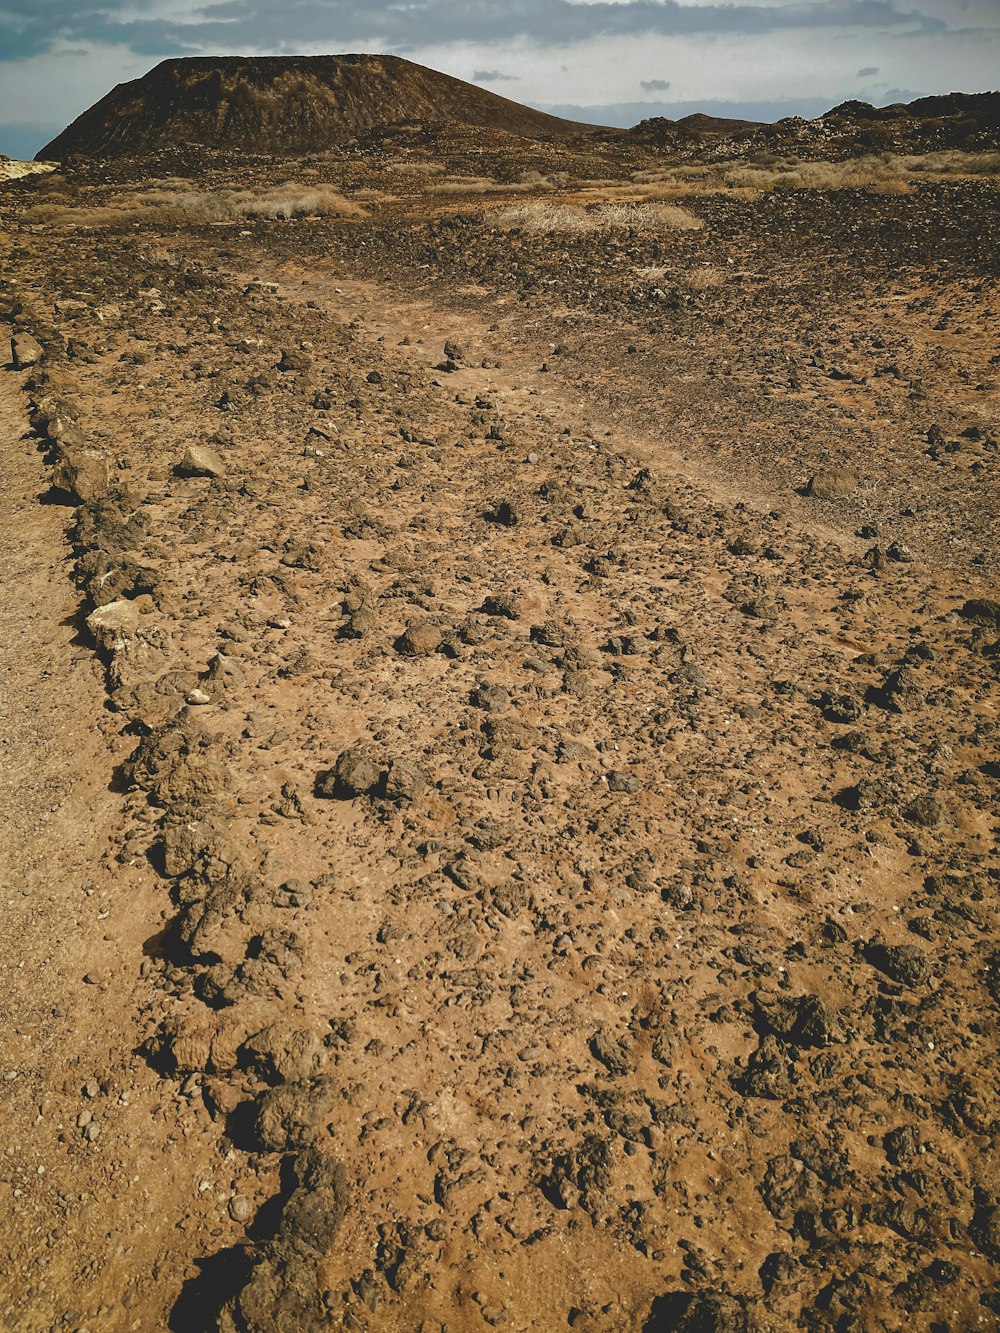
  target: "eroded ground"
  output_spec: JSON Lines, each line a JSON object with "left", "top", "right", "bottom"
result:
{"left": 0, "top": 142, "right": 998, "bottom": 1332}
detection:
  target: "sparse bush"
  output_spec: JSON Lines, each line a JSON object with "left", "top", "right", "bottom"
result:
{"left": 134, "top": 183, "right": 366, "bottom": 220}
{"left": 517, "top": 169, "right": 569, "bottom": 189}
{"left": 593, "top": 201, "right": 703, "bottom": 229}
{"left": 496, "top": 200, "right": 703, "bottom": 233}
{"left": 720, "top": 150, "right": 999, "bottom": 194}
{"left": 496, "top": 202, "right": 588, "bottom": 232}
{"left": 22, "top": 182, "right": 367, "bottom": 230}
{"left": 387, "top": 160, "right": 446, "bottom": 176}
{"left": 683, "top": 265, "right": 727, "bottom": 289}
{"left": 425, "top": 176, "right": 504, "bottom": 194}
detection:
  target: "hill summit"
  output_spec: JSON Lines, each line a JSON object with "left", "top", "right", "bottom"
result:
{"left": 38, "top": 54, "right": 595, "bottom": 161}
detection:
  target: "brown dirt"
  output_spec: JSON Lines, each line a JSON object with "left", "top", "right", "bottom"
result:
{"left": 0, "top": 131, "right": 998, "bottom": 1333}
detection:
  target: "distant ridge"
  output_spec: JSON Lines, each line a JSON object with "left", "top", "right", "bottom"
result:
{"left": 38, "top": 55, "right": 598, "bottom": 161}
{"left": 625, "top": 90, "right": 1000, "bottom": 155}
{"left": 822, "top": 90, "right": 1000, "bottom": 125}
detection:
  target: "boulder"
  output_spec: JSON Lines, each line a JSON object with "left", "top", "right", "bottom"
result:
{"left": 240, "top": 1023, "right": 323, "bottom": 1084}
{"left": 224, "top": 1250, "right": 326, "bottom": 1333}
{"left": 10, "top": 332, "right": 43, "bottom": 370}
{"left": 279, "top": 1148, "right": 349, "bottom": 1254}
{"left": 159, "top": 1012, "right": 250, "bottom": 1075}
{"left": 864, "top": 940, "right": 930, "bottom": 987}
{"left": 159, "top": 814, "right": 231, "bottom": 877}
{"left": 201, "top": 651, "right": 244, "bottom": 700}
{"left": 395, "top": 621, "right": 443, "bottom": 656}
{"left": 383, "top": 758, "right": 428, "bottom": 801}
{"left": 250, "top": 1078, "right": 336, "bottom": 1153}
{"left": 178, "top": 444, "right": 226, "bottom": 478}
{"left": 960, "top": 597, "right": 1000, "bottom": 627}
{"left": 316, "top": 745, "right": 380, "bottom": 798}
{"left": 805, "top": 467, "right": 858, "bottom": 499}
{"left": 277, "top": 348, "right": 312, "bottom": 373}
{"left": 52, "top": 445, "right": 112, "bottom": 504}
{"left": 86, "top": 598, "right": 141, "bottom": 652}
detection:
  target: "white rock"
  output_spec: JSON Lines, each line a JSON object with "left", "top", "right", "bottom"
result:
{"left": 11, "top": 333, "right": 43, "bottom": 370}
{"left": 179, "top": 444, "right": 226, "bottom": 478}
{"left": 86, "top": 599, "right": 141, "bottom": 652}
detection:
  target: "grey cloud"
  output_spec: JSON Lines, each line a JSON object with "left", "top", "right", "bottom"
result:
{"left": 0, "top": 0, "right": 954, "bottom": 63}
{"left": 640, "top": 79, "right": 672, "bottom": 92}
{"left": 858, "top": 65, "right": 880, "bottom": 74}
{"left": 473, "top": 70, "right": 517, "bottom": 82}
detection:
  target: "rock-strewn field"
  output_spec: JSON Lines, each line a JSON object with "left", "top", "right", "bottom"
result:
{"left": 0, "top": 125, "right": 998, "bottom": 1333}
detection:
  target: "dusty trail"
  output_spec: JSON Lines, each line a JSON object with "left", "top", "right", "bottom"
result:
{"left": 0, "top": 223, "right": 997, "bottom": 1332}
{"left": 0, "top": 368, "right": 245, "bottom": 1332}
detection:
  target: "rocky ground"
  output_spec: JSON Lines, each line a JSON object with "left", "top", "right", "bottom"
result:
{"left": 0, "top": 139, "right": 998, "bottom": 1332}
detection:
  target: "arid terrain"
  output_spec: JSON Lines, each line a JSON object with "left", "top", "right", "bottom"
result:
{"left": 1, "top": 60, "right": 998, "bottom": 1333}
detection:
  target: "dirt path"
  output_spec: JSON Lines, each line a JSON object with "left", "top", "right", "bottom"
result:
{"left": 0, "top": 366, "right": 232, "bottom": 1332}
{"left": 0, "top": 226, "right": 996, "bottom": 1331}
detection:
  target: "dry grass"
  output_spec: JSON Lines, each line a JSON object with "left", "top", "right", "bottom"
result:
{"left": 387, "top": 160, "right": 446, "bottom": 176}
{"left": 134, "top": 183, "right": 366, "bottom": 220}
{"left": 496, "top": 200, "right": 703, "bottom": 233}
{"left": 901, "top": 149, "right": 1000, "bottom": 176}
{"left": 22, "top": 203, "right": 136, "bottom": 227}
{"left": 399, "top": 167, "right": 571, "bottom": 195}
{"left": 722, "top": 157, "right": 918, "bottom": 194}
{"left": 597, "top": 201, "right": 703, "bottom": 229}
{"left": 625, "top": 150, "right": 1000, "bottom": 200}
{"left": 425, "top": 176, "right": 508, "bottom": 194}
{"left": 634, "top": 263, "right": 728, "bottom": 289}
{"left": 683, "top": 265, "right": 728, "bottom": 289}
{"left": 425, "top": 176, "right": 564, "bottom": 195}
{"left": 23, "top": 182, "right": 366, "bottom": 228}
{"left": 517, "top": 169, "right": 570, "bottom": 189}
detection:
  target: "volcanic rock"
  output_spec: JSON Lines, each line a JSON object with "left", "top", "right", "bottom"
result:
{"left": 39, "top": 55, "right": 594, "bottom": 161}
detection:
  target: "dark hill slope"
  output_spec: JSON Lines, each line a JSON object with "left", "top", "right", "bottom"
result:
{"left": 38, "top": 54, "right": 596, "bottom": 161}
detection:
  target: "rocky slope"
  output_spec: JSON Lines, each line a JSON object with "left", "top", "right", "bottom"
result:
{"left": 1, "top": 118, "right": 998, "bottom": 1332}
{"left": 37, "top": 55, "right": 595, "bottom": 162}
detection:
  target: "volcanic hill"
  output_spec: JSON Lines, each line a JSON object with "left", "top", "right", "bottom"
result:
{"left": 38, "top": 54, "right": 596, "bottom": 161}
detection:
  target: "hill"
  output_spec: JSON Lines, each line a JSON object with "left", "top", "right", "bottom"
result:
{"left": 37, "top": 54, "right": 596, "bottom": 161}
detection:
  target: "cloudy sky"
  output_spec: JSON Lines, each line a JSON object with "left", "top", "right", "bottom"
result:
{"left": 0, "top": 0, "right": 997, "bottom": 157}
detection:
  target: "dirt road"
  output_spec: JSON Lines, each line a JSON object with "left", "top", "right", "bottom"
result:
{"left": 1, "top": 223, "right": 997, "bottom": 1330}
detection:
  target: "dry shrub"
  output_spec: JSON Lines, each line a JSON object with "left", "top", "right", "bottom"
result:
{"left": 496, "top": 200, "right": 703, "bottom": 233}
{"left": 900, "top": 149, "right": 1000, "bottom": 176}
{"left": 388, "top": 160, "right": 446, "bottom": 176}
{"left": 142, "top": 176, "right": 194, "bottom": 190}
{"left": 425, "top": 176, "right": 555, "bottom": 194}
{"left": 720, "top": 151, "right": 999, "bottom": 194}
{"left": 627, "top": 149, "right": 998, "bottom": 201}
{"left": 134, "top": 183, "right": 366, "bottom": 220}
{"left": 683, "top": 265, "right": 727, "bottom": 289}
{"left": 722, "top": 158, "right": 914, "bottom": 193}
{"left": 517, "top": 169, "right": 569, "bottom": 189}
{"left": 634, "top": 262, "right": 727, "bottom": 288}
{"left": 22, "top": 183, "right": 366, "bottom": 230}
{"left": 425, "top": 176, "right": 501, "bottom": 193}
{"left": 496, "top": 202, "right": 591, "bottom": 232}
{"left": 22, "top": 203, "right": 136, "bottom": 227}
{"left": 594, "top": 201, "right": 703, "bottom": 229}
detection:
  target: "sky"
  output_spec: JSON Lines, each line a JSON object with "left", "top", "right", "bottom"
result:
{"left": 0, "top": 0, "right": 997, "bottom": 158}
